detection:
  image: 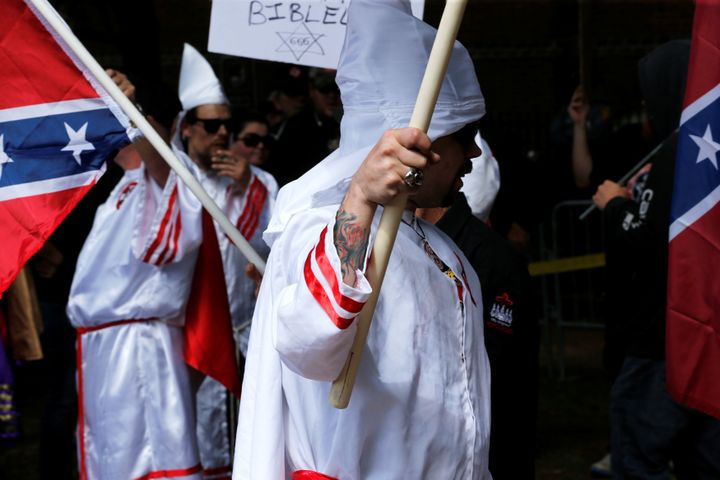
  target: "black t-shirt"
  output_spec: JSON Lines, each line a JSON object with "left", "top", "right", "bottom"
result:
{"left": 601, "top": 133, "right": 677, "bottom": 361}
{"left": 267, "top": 108, "right": 339, "bottom": 186}
{"left": 437, "top": 194, "right": 539, "bottom": 480}
{"left": 588, "top": 123, "right": 655, "bottom": 190}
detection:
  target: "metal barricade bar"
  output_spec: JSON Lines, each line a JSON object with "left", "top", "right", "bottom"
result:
{"left": 537, "top": 200, "right": 605, "bottom": 379}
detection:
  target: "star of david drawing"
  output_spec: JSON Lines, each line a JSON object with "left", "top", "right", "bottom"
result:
{"left": 275, "top": 22, "right": 326, "bottom": 62}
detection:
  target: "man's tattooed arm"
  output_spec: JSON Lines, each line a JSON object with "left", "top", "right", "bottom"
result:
{"left": 334, "top": 209, "right": 370, "bottom": 286}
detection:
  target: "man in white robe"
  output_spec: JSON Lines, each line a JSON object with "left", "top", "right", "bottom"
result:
{"left": 167, "top": 44, "right": 277, "bottom": 478}
{"left": 67, "top": 47, "right": 276, "bottom": 479}
{"left": 234, "top": 1, "right": 492, "bottom": 479}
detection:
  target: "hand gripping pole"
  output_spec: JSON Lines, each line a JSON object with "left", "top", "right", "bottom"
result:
{"left": 330, "top": 0, "right": 471, "bottom": 409}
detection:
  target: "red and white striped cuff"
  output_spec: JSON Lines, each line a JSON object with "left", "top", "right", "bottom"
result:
{"left": 303, "top": 225, "right": 371, "bottom": 329}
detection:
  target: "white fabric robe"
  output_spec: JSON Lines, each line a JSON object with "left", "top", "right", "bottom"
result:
{"left": 234, "top": 207, "right": 492, "bottom": 479}
{"left": 233, "top": 1, "right": 491, "bottom": 477}
{"left": 68, "top": 166, "right": 203, "bottom": 480}
{"left": 68, "top": 151, "right": 277, "bottom": 479}
{"left": 189, "top": 158, "right": 277, "bottom": 475}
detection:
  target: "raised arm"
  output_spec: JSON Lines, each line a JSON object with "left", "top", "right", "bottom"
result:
{"left": 334, "top": 128, "right": 437, "bottom": 286}
{"left": 273, "top": 127, "right": 437, "bottom": 380}
{"left": 105, "top": 69, "right": 172, "bottom": 187}
{"left": 133, "top": 115, "right": 171, "bottom": 187}
{"left": 568, "top": 85, "right": 593, "bottom": 189}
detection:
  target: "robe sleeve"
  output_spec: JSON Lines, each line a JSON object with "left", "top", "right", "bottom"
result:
{"left": 132, "top": 171, "right": 203, "bottom": 266}
{"left": 273, "top": 210, "right": 372, "bottom": 381}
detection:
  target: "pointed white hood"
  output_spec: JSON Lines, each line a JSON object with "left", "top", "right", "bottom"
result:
{"left": 170, "top": 44, "right": 229, "bottom": 166}
{"left": 265, "top": 0, "right": 485, "bottom": 246}
{"left": 178, "top": 43, "right": 228, "bottom": 111}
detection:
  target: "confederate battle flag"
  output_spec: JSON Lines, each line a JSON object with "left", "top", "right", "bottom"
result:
{"left": 667, "top": 0, "right": 720, "bottom": 419}
{"left": 0, "top": 0, "right": 134, "bottom": 294}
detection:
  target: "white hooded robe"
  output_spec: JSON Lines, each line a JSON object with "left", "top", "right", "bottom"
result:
{"left": 234, "top": 1, "right": 492, "bottom": 479}
{"left": 68, "top": 145, "right": 276, "bottom": 479}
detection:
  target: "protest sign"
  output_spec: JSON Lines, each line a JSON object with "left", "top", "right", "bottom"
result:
{"left": 209, "top": 0, "right": 424, "bottom": 68}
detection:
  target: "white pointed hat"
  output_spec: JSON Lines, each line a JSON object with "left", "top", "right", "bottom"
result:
{"left": 178, "top": 43, "right": 228, "bottom": 111}
{"left": 335, "top": 0, "right": 484, "bottom": 154}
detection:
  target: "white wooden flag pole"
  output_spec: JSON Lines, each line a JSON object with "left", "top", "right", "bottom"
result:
{"left": 28, "top": 0, "right": 267, "bottom": 273}
{"left": 330, "top": 0, "right": 470, "bottom": 409}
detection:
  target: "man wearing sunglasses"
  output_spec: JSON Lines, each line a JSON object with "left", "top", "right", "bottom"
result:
{"left": 170, "top": 45, "right": 278, "bottom": 478}
{"left": 183, "top": 109, "right": 234, "bottom": 172}
{"left": 67, "top": 44, "right": 277, "bottom": 479}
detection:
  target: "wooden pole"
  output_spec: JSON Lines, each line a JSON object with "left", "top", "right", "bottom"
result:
{"left": 329, "top": 0, "right": 470, "bottom": 409}
{"left": 27, "top": 0, "right": 267, "bottom": 273}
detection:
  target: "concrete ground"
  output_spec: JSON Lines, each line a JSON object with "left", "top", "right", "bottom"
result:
{"left": 536, "top": 329, "right": 611, "bottom": 479}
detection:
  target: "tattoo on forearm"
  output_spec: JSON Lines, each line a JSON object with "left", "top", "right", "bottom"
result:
{"left": 334, "top": 209, "right": 370, "bottom": 285}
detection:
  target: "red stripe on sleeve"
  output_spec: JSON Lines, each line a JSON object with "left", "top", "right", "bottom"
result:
{"left": 142, "top": 187, "right": 178, "bottom": 263}
{"left": 235, "top": 178, "right": 260, "bottom": 235}
{"left": 241, "top": 182, "right": 268, "bottom": 239}
{"left": 238, "top": 180, "right": 261, "bottom": 237}
{"left": 303, "top": 247, "right": 354, "bottom": 330}
{"left": 154, "top": 220, "right": 175, "bottom": 266}
{"left": 165, "top": 212, "right": 183, "bottom": 264}
{"left": 314, "top": 227, "right": 364, "bottom": 314}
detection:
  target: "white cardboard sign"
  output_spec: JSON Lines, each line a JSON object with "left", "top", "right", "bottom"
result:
{"left": 208, "top": 0, "right": 425, "bottom": 69}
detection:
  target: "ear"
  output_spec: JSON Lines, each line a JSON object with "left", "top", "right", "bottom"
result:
{"left": 181, "top": 122, "right": 192, "bottom": 141}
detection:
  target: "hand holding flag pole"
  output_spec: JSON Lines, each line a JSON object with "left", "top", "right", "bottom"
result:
{"left": 329, "top": 0, "right": 470, "bottom": 409}
{"left": 578, "top": 129, "right": 678, "bottom": 221}
{"left": 27, "top": 0, "right": 266, "bottom": 273}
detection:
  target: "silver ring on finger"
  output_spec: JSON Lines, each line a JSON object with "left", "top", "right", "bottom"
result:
{"left": 403, "top": 167, "right": 424, "bottom": 187}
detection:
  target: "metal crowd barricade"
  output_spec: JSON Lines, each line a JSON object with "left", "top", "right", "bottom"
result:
{"left": 534, "top": 200, "right": 606, "bottom": 379}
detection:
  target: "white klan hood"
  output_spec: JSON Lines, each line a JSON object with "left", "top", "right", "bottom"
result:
{"left": 171, "top": 44, "right": 229, "bottom": 163}
{"left": 265, "top": 0, "right": 486, "bottom": 246}
{"left": 178, "top": 43, "right": 228, "bottom": 112}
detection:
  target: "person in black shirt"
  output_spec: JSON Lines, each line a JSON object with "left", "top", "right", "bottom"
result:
{"left": 266, "top": 68, "right": 341, "bottom": 186}
{"left": 592, "top": 40, "right": 720, "bottom": 479}
{"left": 421, "top": 192, "right": 539, "bottom": 479}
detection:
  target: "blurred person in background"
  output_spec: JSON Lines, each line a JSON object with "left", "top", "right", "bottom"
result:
{"left": 592, "top": 40, "right": 720, "bottom": 480}
{"left": 267, "top": 68, "right": 341, "bottom": 186}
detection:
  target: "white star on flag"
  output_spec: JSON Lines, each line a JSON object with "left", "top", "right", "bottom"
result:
{"left": 689, "top": 124, "right": 720, "bottom": 170}
{"left": 0, "top": 134, "right": 14, "bottom": 181}
{"left": 61, "top": 122, "right": 95, "bottom": 165}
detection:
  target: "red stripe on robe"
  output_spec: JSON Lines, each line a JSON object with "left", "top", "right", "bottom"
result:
{"left": 292, "top": 470, "right": 338, "bottom": 480}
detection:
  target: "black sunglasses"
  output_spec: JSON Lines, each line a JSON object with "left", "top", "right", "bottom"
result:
{"left": 193, "top": 117, "right": 234, "bottom": 134}
{"left": 239, "top": 133, "right": 275, "bottom": 148}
